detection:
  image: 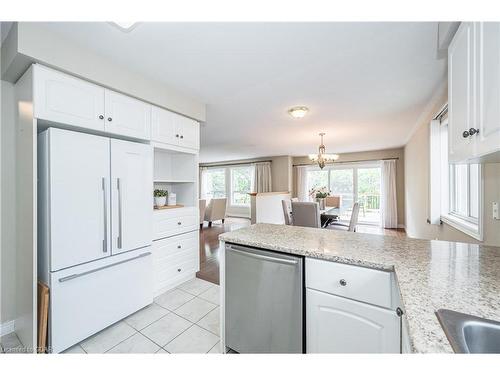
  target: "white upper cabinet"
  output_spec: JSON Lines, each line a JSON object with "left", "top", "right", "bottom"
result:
{"left": 34, "top": 65, "right": 105, "bottom": 131}
{"left": 151, "top": 105, "right": 200, "bottom": 150}
{"left": 448, "top": 22, "right": 500, "bottom": 162}
{"left": 475, "top": 22, "right": 500, "bottom": 158}
{"left": 151, "top": 106, "right": 177, "bottom": 145}
{"left": 111, "top": 139, "right": 153, "bottom": 255}
{"left": 448, "top": 22, "right": 475, "bottom": 163}
{"left": 104, "top": 90, "right": 152, "bottom": 140}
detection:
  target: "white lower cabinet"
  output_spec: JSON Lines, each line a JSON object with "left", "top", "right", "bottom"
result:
{"left": 49, "top": 248, "right": 153, "bottom": 353}
{"left": 306, "top": 288, "right": 400, "bottom": 353}
{"left": 305, "top": 258, "right": 401, "bottom": 353}
{"left": 152, "top": 231, "right": 199, "bottom": 296}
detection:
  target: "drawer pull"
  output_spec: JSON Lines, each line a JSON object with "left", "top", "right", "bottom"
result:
{"left": 177, "top": 222, "right": 182, "bottom": 225}
{"left": 177, "top": 245, "right": 181, "bottom": 249}
{"left": 58, "top": 252, "right": 151, "bottom": 283}
{"left": 177, "top": 268, "right": 181, "bottom": 272}
{"left": 339, "top": 279, "right": 347, "bottom": 286}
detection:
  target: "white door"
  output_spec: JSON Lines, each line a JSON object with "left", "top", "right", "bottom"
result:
{"left": 448, "top": 22, "right": 476, "bottom": 163}
{"left": 34, "top": 65, "right": 105, "bottom": 131}
{"left": 105, "top": 90, "right": 152, "bottom": 140}
{"left": 476, "top": 22, "right": 500, "bottom": 157}
{"left": 177, "top": 116, "right": 200, "bottom": 150}
{"left": 306, "top": 288, "right": 400, "bottom": 353}
{"left": 47, "top": 128, "right": 111, "bottom": 271}
{"left": 151, "top": 106, "right": 178, "bottom": 146}
{"left": 111, "top": 139, "right": 153, "bottom": 254}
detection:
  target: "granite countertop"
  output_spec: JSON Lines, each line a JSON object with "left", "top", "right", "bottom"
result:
{"left": 219, "top": 223, "right": 500, "bottom": 353}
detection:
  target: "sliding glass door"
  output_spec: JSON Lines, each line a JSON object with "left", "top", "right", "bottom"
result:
{"left": 306, "top": 163, "right": 382, "bottom": 225}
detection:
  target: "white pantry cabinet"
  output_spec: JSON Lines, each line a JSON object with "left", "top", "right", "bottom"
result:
{"left": 111, "top": 139, "right": 153, "bottom": 254}
{"left": 448, "top": 22, "right": 500, "bottom": 162}
{"left": 152, "top": 105, "right": 200, "bottom": 150}
{"left": 34, "top": 65, "right": 105, "bottom": 131}
{"left": 104, "top": 90, "right": 151, "bottom": 140}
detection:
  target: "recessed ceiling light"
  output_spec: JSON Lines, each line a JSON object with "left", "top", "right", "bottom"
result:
{"left": 288, "top": 106, "right": 309, "bottom": 119}
{"left": 110, "top": 22, "right": 139, "bottom": 32}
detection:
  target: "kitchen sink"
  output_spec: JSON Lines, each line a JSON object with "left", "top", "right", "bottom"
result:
{"left": 436, "top": 309, "right": 500, "bottom": 353}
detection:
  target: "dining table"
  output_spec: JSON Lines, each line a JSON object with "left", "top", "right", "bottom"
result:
{"left": 320, "top": 206, "right": 341, "bottom": 228}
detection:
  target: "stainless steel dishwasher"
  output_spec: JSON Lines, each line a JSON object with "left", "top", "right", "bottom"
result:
{"left": 225, "top": 243, "right": 304, "bottom": 353}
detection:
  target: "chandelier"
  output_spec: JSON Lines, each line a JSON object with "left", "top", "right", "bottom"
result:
{"left": 309, "top": 133, "right": 339, "bottom": 169}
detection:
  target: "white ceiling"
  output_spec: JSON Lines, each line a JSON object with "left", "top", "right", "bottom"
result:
{"left": 38, "top": 22, "right": 446, "bottom": 162}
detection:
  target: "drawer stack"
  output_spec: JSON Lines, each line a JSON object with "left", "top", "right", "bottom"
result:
{"left": 152, "top": 206, "right": 200, "bottom": 295}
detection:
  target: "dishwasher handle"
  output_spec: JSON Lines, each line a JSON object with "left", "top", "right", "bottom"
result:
{"left": 227, "top": 245, "right": 299, "bottom": 266}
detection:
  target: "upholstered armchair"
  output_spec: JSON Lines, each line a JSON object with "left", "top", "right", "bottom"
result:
{"left": 204, "top": 198, "right": 227, "bottom": 226}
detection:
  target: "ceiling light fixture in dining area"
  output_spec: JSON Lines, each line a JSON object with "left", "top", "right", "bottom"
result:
{"left": 309, "top": 133, "right": 339, "bottom": 169}
{"left": 288, "top": 106, "right": 309, "bottom": 118}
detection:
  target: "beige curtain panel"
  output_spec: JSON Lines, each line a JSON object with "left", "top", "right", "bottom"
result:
{"left": 253, "top": 162, "right": 272, "bottom": 193}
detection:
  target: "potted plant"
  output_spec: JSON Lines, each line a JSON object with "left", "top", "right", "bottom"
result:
{"left": 154, "top": 189, "right": 168, "bottom": 207}
{"left": 309, "top": 186, "right": 330, "bottom": 210}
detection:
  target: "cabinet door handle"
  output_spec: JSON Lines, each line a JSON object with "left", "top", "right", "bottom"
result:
{"left": 177, "top": 268, "right": 182, "bottom": 272}
{"left": 108, "top": 117, "right": 113, "bottom": 122}
{"left": 102, "top": 177, "right": 108, "bottom": 253}
{"left": 180, "top": 135, "right": 184, "bottom": 139}
{"left": 339, "top": 279, "right": 347, "bottom": 286}
{"left": 58, "top": 252, "right": 151, "bottom": 283}
{"left": 99, "top": 115, "right": 104, "bottom": 120}
{"left": 462, "top": 130, "right": 470, "bottom": 138}
{"left": 468, "top": 128, "right": 479, "bottom": 136}
{"left": 177, "top": 222, "right": 182, "bottom": 225}
{"left": 177, "top": 245, "right": 181, "bottom": 249}
{"left": 175, "top": 134, "right": 180, "bottom": 138}
{"left": 117, "top": 178, "right": 123, "bottom": 249}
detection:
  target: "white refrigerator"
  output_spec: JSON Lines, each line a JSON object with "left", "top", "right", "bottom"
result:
{"left": 38, "top": 128, "right": 153, "bottom": 353}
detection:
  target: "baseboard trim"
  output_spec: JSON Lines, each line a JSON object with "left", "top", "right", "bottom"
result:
{"left": 0, "top": 320, "right": 15, "bottom": 337}
{"left": 398, "top": 224, "right": 406, "bottom": 230}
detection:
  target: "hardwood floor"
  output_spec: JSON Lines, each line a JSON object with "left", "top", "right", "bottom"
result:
{"left": 196, "top": 217, "right": 406, "bottom": 285}
{"left": 196, "top": 217, "right": 250, "bottom": 285}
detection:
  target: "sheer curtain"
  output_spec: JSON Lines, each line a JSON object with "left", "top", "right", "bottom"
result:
{"left": 253, "top": 162, "right": 272, "bottom": 193}
{"left": 381, "top": 160, "right": 398, "bottom": 228}
{"left": 199, "top": 167, "right": 208, "bottom": 199}
{"left": 295, "top": 166, "right": 308, "bottom": 202}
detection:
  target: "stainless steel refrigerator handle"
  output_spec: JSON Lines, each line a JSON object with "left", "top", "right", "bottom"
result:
{"left": 58, "top": 252, "right": 151, "bottom": 283}
{"left": 102, "top": 177, "right": 108, "bottom": 253}
{"left": 228, "top": 246, "right": 299, "bottom": 265}
{"left": 117, "top": 178, "right": 123, "bottom": 249}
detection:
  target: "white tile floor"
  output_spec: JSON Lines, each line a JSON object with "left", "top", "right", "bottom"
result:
{"left": 0, "top": 278, "right": 223, "bottom": 354}
{"left": 62, "top": 277, "right": 222, "bottom": 354}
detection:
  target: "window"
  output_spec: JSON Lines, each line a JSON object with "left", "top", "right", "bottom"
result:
{"left": 230, "top": 166, "right": 253, "bottom": 206}
{"left": 204, "top": 168, "right": 226, "bottom": 200}
{"left": 306, "top": 163, "right": 381, "bottom": 225}
{"left": 430, "top": 113, "right": 482, "bottom": 239}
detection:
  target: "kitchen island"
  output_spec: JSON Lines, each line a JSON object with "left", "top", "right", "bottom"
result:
{"left": 219, "top": 223, "right": 500, "bottom": 353}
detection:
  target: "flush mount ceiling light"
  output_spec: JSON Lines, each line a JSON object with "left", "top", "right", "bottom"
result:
{"left": 309, "top": 133, "right": 339, "bottom": 169}
{"left": 109, "top": 22, "right": 140, "bottom": 32}
{"left": 288, "top": 106, "right": 309, "bottom": 119}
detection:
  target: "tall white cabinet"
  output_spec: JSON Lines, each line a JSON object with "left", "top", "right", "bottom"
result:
{"left": 14, "top": 63, "right": 201, "bottom": 352}
{"left": 448, "top": 22, "right": 500, "bottom": 162}
{"left": 38, "top": 128, "right": 153, "bottom": 353}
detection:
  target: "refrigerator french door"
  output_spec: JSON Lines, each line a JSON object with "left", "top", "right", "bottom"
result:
{"left": 111, "top": 139, "right": 152, "bottom": 255}
{"left": 40, "top": 128, "right": 152, "bottom": 270}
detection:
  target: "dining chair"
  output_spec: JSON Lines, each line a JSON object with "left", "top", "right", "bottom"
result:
{"left": 291, "top": 201, "right": 321, "bottom": 228}
{"left": 330, "top": 202, "right": 360, "bottom": 232}
{"left": 281, "top": 200, "right": 293, "bottom": 225}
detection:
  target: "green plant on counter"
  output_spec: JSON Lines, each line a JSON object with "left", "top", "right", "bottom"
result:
{"left": 154, "top": 189, "right": 168, "bottom": 197}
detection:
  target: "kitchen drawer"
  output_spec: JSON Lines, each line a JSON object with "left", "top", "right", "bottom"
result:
{"left": 306, "top": 258, "right": 393, "bottom": 309}
{"left": 154, "top": 207, "right": 198, "bottom": 240}
{"left": 152, "top": 231, "right": 198, "bottom": 259}
{"left": 49, "top": 248, "right": 153, "bottom": 353}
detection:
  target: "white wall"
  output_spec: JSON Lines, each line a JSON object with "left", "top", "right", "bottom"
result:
{"left": 1, "top": 80, "right": 17, "bottom": 327}
{"left": 404, "top": 92, "right": 500, "bottom": 246}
